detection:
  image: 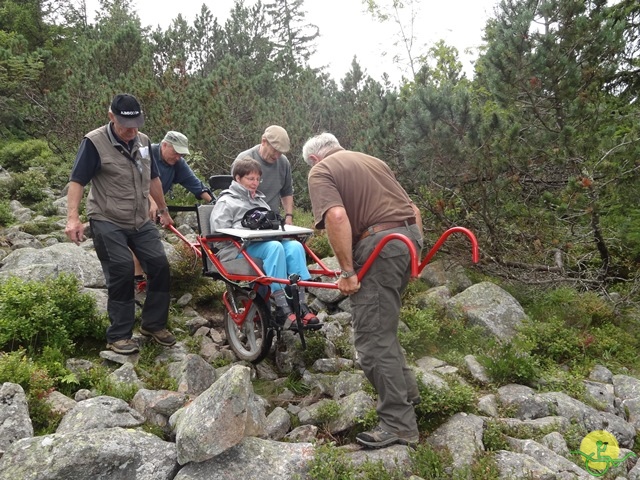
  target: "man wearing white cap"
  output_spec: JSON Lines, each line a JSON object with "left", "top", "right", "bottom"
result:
{"left": 231, "top": 125, "right": 294, "bottom": 224}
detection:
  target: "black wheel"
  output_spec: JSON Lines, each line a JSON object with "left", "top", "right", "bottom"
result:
{"left": 224, "top": 290, "right": 273, "bottom": 363}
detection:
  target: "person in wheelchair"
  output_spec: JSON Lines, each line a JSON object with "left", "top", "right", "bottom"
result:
{"left": 209, "top": 157, "right": 320, "bottom": 329}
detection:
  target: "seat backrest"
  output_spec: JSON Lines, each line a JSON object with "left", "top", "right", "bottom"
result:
{"left": 196, "top": 203, "right": 262, "bottom": 276}
{"left": 208, "top": 175, "right": 233, "bottom": 202}
{"left": 197, "top": 204, "right": 215, "bottom": 237}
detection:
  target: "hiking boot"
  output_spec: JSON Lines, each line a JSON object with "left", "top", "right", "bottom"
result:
{"left": 356, "top": 426, "right": 419, "bottom": 449}
{"left": 139, "top": 327, "right": 176, "bottom": 347}
{"left": 106, "top": 339, "right": 139, "bottom": 355}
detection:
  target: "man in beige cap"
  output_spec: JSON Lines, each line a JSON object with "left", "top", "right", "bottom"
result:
{"left": 133, "top": 131, "right": 213, "bottom": 286}
{"left": 231, "top": 125, "right": 294, "bottom": 224}
{"left": 150, "top": 131, "right": 213, "bottom": 214}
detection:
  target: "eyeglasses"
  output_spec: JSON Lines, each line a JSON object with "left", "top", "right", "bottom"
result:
{"left": 244, "top": 176, "right": 263, "bottom": 183}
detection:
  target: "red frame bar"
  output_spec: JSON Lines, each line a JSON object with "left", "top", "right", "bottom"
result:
{"left": 166, "top": 225, "right": 479, "bottom": 290}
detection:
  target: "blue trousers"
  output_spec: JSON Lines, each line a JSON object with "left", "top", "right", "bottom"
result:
{"left": 243, "top": 240, "right": 310, "bottom": 292}
{"left": 90, "top": 219, "right": 170, "bottom": 343}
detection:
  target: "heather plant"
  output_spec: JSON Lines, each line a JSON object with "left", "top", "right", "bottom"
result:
{"left": 0, "top": 200, "right": 13, "bottom": 226}
{"left": 0, "top": 273, "right": 107, "bottom": 355}
{"left": 478, "top": 342, "right": 541, "bottom": 387}
{"left": 0, "top": 139, "right": 52, "bottom": 173}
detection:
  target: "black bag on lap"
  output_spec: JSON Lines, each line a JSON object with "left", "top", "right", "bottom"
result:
{"left": 241, "top": 207, "right": 284, "bottom": 230}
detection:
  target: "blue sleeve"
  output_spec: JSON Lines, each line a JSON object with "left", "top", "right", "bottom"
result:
{"left": 174, "top": 159, "right": 209, "bottom": 199}
{"left": 69, "top": 138, "right": 100, "bottom": 185}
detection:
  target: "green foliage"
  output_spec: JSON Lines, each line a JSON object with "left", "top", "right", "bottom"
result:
{"left": 333, "top": 335, "right": 354, "bottom": 361}
{"left": 134, "top": 341, "right": 178, "bottom": 391}
{"left": 306, "top": 231, "right": 333, "bottom": 261}
{"left": 9, "top": 169, "right": 49, "bottom": 203}
{"left": 315, "top": 400, "right": 340, "bottom": 427}
{"left": 19, "top": 219, "right": 59, "bottom": 235}
{"left": 283, "top": 371, "right": 311, "bottom": 396}
{"left": 478, "top": 342, "right": 541, "bottom": 387}
{"left": 305, "top": 443, "right": 357, "bottom": 480}
{"left": 399, "top": 306, "right": 493, "bottom": 362}
{"left": 0, "top": 200, "right": 13, "bottom": 226}
{"left": 415, "top": 377, "right": 476, "bottom": 431}
{"left": 409, "top": 443, "right": 453, "bottom": 480}
{"left": 483, "top": 421, "right": 509, "bottom": 452}
{"left": 302, "top": 332, "right": 327, "bottom": 367}
{"left": 520, "top": 288, "right": 616, "bottom": 330}
{"left": 0, "top": 349, "right": 52, "bottom": 390}
{"left": 305, "top": 442, "right": 409, "bottom": 480}
{"left": 354, "top": 407, "right": 378, "bottom": 432}
{"left": 0, "top": 139, "right": 51, "bottom": 173}
{"left": 399, "top": 306, "right": 442, "bottom": 358}
{"left": 0, "top": 273, "right": 106, "bottom": 355}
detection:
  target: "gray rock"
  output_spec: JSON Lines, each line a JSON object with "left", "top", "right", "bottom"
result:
{"left": 464, "top": 354, "right": 491, "bottom": 385}
{"left": 108, "top": 363, "right": 143, "bottom": 389}
{"left": 173, "top": 365, "right": 266, "bottom": 464}
{"left": 419, "top": 259, "right": 473, "bottom": 293}
{"left": 589, "top": 364, "right": 613, "bottom": 384}
{"left": 446, "top": 281, "right": 527, "bottom": 340}
{"left": 45, "top": 391, "right": 77, "bottom": 416}
{"left": 174, "top": 437, "right": 313, "bottom": 480}
{"left": 494, "top": 450, "right": 556, "bottom": 479}
{"left": 0, "top": 383, "right": 33, "bottom": 457}
{"left": 168, "top": 353, "right": 217, "bottom": 396}
{"left": 56, "top": 395, "right": 145, "bottom": 434}
{"left": 0, "top": 427, "right": 178, "bottom": 480}
{"left": 426, "top": 413, "right": 485, "bottom": 472}
{"left": 0, "top": 243, "right": 105, "bottom": 287}
{"left": 131, "top": 389, "right": 189, "bottom": 429}
{"left": 265, "top": 406, "right": 291, "bottom": 440}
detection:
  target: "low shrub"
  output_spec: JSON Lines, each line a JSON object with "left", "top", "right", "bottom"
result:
{"left": 478, "top": 342, "right": 541, "bottom": 386}
{"left": 0, "top": 200, "right": 13, "bottom": 226}
{"left": 0, "top": 273, "right": 107, "bottom": 355}
{"left": 415, "top": 377, "right": 476, "bottom": 431}
{"left": 0, "top": 139, "right": 52, "bottom": 173}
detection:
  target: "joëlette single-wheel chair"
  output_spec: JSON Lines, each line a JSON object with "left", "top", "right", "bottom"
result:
{"left": 166, "top": 175, "right": 480, "bottom": 364}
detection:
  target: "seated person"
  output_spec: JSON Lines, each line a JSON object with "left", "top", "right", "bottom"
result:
{"left": 209, "top": 157, "right": 319, "bottom": 328}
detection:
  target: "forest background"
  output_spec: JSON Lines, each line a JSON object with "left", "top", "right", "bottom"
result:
{"left": 1, "top": 0, "right": 640, "bottom": 299}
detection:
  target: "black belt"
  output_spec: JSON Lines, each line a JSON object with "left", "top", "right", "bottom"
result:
{"left": 359, "top": 218, "right": 416, "bottom": 241}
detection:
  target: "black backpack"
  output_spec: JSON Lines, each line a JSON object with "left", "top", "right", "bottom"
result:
{"left": 241, "top": 207, "right": 284, "bottom": 230}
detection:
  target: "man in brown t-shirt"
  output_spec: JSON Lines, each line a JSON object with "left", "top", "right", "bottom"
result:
{"left": 303, "top": 132, "right": 423, "bottom": 448}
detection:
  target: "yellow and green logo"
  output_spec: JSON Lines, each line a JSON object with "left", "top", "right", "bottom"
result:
{"left": 572, "top": 430, "right": 636, "bottom": 477}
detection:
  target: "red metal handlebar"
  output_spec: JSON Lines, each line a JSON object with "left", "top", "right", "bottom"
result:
{"left": 166, "top": 224, "right": 479, "bottom": 287}
{"left": 418, "top": 226, "right": 480, "bottom": 273}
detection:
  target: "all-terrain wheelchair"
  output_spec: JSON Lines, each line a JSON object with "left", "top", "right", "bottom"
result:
{"left": 166, "top": 175, "right": 479, "bottom": 363}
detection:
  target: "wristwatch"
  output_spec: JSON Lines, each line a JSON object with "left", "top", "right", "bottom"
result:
{"left": 340, "top": 270, "right": 357, "bottom": 279}
{"left": 157, "top": 208, "right": 167, "bottom": 215}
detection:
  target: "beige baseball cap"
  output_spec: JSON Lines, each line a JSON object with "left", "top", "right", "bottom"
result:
{"left": 263, "top": 125, "right": 290, "bottom": 153}
{"left": 163, "top": 131, "right": 190, "bottom": 155}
